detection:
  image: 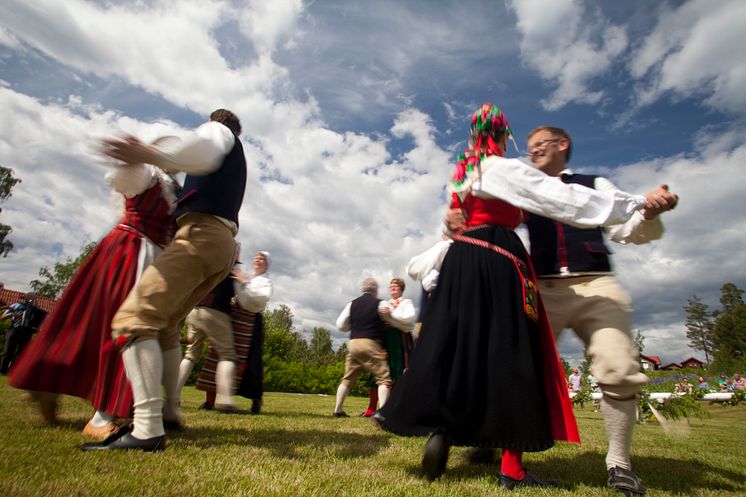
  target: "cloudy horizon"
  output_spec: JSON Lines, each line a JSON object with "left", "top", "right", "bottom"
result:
{"left": 1, "top": 0, "right": 745, "bottom": 367}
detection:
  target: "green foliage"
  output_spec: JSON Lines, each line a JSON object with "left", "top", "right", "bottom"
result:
{"left": 560, "top": 356, "right": 572, "bottom": 377}
{"left": 262, "top": 306, "right": 367, "bottom": 396}
{"left": 710, "top": 283, "right": 746, "bottom": 373}
{"left": 29, "top": 242, "right": 97, "bottom": 298}
{"left": 0, "top": 165, "right": 21, "bottom": 257}
{"left": 638, "top": 388, "right": 710, "bottom": 423}
{"left": 684, "top": 295, "right": 715, "bottom": 364}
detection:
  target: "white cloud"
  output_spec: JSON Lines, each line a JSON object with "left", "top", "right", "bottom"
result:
{"left": 508, "top": 0, "right": 628, "bottom": 110}
{"left": 238, "top": 0, "right": 304, "bottom": 56}
{"left": 629, "top": 0, "right": 746, "bottom": 114}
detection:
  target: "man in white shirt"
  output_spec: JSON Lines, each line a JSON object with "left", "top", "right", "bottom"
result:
{"left": 83, "top": 109, "right": 246, "bottom": 452}
{"left": 523, "top": 126, "right": 677, "bottom": 497}
{"left": 333, "top": 278, "right": 392, "bottom": 417}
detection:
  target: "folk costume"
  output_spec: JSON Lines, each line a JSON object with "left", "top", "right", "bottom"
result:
{"left": 9, "top": 162, "right": 177, "bottom": 438}
{"left": 193, "top": 256, "right": 272, "bottom": 413}
{"left": 376, "top": 104, "right": 647, "bottom": 486}
{"left": 361, "top": 294, "right": 415, "bottom": 417}
{"left": 83, "top": 115, "right": 247, "bottom": 452}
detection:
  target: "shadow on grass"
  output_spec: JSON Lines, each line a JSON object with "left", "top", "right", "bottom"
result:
{"left": 421, "top": 450, "right": 744, "bottom": 493}
{"left": 173, "top": 426, "right": 392, "bottom": 460}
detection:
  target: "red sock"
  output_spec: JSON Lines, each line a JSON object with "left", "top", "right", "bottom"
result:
{"left": 500, "top": 448, "right": 526, "bottom": 480}
{"left": 363, "top": 388, "right": 378, "bottom": 415}
{"left": 205, "top": 391, "right": 216, "bottom": 407}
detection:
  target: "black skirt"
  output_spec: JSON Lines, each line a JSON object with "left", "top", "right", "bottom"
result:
{"left": 376, "top": 226, "right": 553, "bottom": 451}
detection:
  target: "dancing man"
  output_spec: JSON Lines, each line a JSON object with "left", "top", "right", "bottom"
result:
{"left": 333, "top": 278, "right": 392, "bottom": 417}
{"left": 83, "top": 109, "right": 247, "bottom": 452}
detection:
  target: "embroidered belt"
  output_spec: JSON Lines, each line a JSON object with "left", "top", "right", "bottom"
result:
{"left": 451, "top": 225, "right": 539, "bottom": 322}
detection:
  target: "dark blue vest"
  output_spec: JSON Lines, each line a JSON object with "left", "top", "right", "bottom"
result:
{"left": 526, "top": 173, "right": 612, "bottom": 276}
{"left": 174, "top": 134, "right": 247, "bottom": 226}
{"left": 197, "top": 274, "right": 234, "bottom": 314}
{"left": 349, "top": 293, "right": 386, "bottom": 343}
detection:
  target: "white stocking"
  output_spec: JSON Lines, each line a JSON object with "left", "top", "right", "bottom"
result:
{"left": 121, "top": 339, "right": 164, "bottom": 440}
{"left": 215, "top": 360, "right": 236, "bottom": 407}
{"left": 602, "top": 396, "right": 636, "bottom": 470}
{"left": 334, "top": 383, "right": 349, "bottom": 413}
{"left": 377, "top": 384, "right": 390, "bottom": 408}
{"left": 161, "top": 347, "right": 182, "bottom": 422}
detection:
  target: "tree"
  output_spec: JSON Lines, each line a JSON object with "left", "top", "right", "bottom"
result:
{"left": 308, "top": 327, "right": 334, "bottom": 363}
{"left": 711, "top": 283, "right": 746, "bottom": 372}
{"left": 263, "top": 305, "right": 308, "bottom": 361}
{"left": 560, "top": 357, "right": 572, "bottom": 378}
{"left": 0, "top": 166, "right": 21, "bottom": 257}
{"left": 29, "top": 242, "right": 97, "bottom": 298}
{"left": 683, "top": 295, "right": 715, "bottom": 365}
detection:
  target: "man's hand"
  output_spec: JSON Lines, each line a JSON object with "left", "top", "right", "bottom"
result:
{"left": 643, "top": 184, "right": 679, "bottom": 219}
{"left": 101, "top": 135, "right": 159, "bottom": 165}
{"left": 378, "top": 307, "right": 392, "bottom": 317}
{"left": 445, "top": 208, "right": 467, "bottom": 232}
{"left": 231, "top": 267, "right": 250, "bottom": 283}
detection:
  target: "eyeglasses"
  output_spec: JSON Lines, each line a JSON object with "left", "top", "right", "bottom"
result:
{"left": 528, "top": 138, "right": 560, "bottom": 151}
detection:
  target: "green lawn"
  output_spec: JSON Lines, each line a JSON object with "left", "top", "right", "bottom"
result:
{"left": 1, "top": 377, "right": 744, "bottom": 497}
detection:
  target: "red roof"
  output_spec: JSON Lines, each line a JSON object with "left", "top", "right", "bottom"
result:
{"left": 641, "top": 355, "right": 661, "bottom": 366}
{"left": 0, "top": 288, "right": 57, "bottom": 313}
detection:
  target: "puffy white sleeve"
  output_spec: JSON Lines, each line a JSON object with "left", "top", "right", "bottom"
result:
{"left": 336, "top": 302, "right": 352, "bottom": 332}
{"left": 594, "top": 177, "right": 665, "bottom": 244}
{"left": 472, "top": 157, "right": 646, "bottom": 228}
{"left": 406, "top": 240, "right": 453, "bottom": 285}
{"left": 105, "top": 163, "right": 157, "bottom": 198}
{"left": 155, "top": 121, "right": 235, "bottom": 175}
{"left": 234, "top": 274, "right": 273, "bottom": 313}
{"left": 387, "top": 298, "right": 416, "bottom": 333}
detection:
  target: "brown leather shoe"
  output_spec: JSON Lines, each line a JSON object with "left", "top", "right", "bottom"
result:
{"left": 82, "top": 420, "right": 120, "bottom": 440}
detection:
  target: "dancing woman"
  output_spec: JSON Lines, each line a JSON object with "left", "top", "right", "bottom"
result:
{"left": 9, "top": 150, "right": 178, "bottom": 438}
{"left": 375, "top": 103, "right": 649, "bottom": 489}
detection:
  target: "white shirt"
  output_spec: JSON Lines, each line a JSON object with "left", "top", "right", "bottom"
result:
{"left": 154, "top": 121, "right": 235, "bottom": 175}
{"left": 380, "top": 298, "right": 416, "bottom": 333}
{"left": 336, "top": 297, "right": 389, "bottom": 332}
{"left": 234, "top": 273, "right": 273, "bottom": 313}
{"left": 468, "top": 157, "right": 646, "bottom": 228}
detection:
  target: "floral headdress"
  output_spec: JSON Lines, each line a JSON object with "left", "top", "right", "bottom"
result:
{"left": 450, "top": 103, "right": 512, "bottom": 191}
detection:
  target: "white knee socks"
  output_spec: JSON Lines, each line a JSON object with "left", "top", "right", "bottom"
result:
{"left": 377, "top": 384, "right": 390, "bottom": 408}
{"left": 121, "top": 339, "right": 165, "bottom": 440}
{"left": 602, "top": 396, "right": 636, "bottom": 470}
{"left": 90, "top": 410, "right": 114, "bottom": 427}
{"left": 161, "top": 347, "right": 182, "bottom": 423}
{"left": 215, "top": 360, "right": 236, "bottom": 407}
{"left": 334, "top": 383, "right": 349, "bottom": 413}
{"left": 176, "top": 358, "right": 195, "bottom": 400}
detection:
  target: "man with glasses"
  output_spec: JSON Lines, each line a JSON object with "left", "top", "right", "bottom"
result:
{"left": 447, "top": 126, "right": 677, "bottom": 496}
{"left": 523, "top": 126, "right": 677, "bottom": 497}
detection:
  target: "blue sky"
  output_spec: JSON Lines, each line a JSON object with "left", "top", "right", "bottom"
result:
{"left": 1, "top": 0, "right": 745, "bottom": 366}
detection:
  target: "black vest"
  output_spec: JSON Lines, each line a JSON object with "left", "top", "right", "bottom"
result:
{"left": 526, "top": 173, "right": 612, "bottom": 276}
{"left": 197, "top": 275, "right": 234, "bottom": 314}
{"left": 174, "top": 134, "right": 247, "bottom": 226}
{"left": 349, "top": 293, "right": 386, "bottom": 342}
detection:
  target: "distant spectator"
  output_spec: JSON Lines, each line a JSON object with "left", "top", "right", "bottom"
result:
{"left": 568, "top": 368, "right": 582, "bottom": 393}
{"left": 674, "top": 377, "right": 694, "bottom": 395}
{"left": 732, "top": 373, "right": 746, "bottom": 391}
{"left": 717, "top": 372, "right": 730, "bottom": 390}
{"left": 1, "top": 294, "right": 47, "bottom": 374}
{"left": 696, "top": 376, "right": 710, "bottom": 391}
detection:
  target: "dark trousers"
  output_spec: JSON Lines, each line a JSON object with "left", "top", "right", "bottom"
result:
{"left": 1, "top": 327, "right": 32, "bottom": 374}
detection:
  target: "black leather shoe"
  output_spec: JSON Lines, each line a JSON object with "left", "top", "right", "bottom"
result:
{"left": 421, "top": 432, "right": 450, "bottom": 481}
{"left": 216, "top": 405, "right": 251, "bottom": 415}
{"left": 332, "top": 411, "right": 349, "bottom": 418}
{"left": 499, "top": 470, "right": 562, "bottom": 490}
{"left": 80, "top": 425, "right": 165, "bottom": 452}
{"left": 250, "top": 399, "right": 262, "bottom": 414}
{"left": 608, "top": 466, "right": 646, "bottom": 496}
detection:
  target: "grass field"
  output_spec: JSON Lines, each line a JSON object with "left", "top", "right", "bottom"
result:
{"left": 1, "top": 377, "right": 744, "bottom": 497}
